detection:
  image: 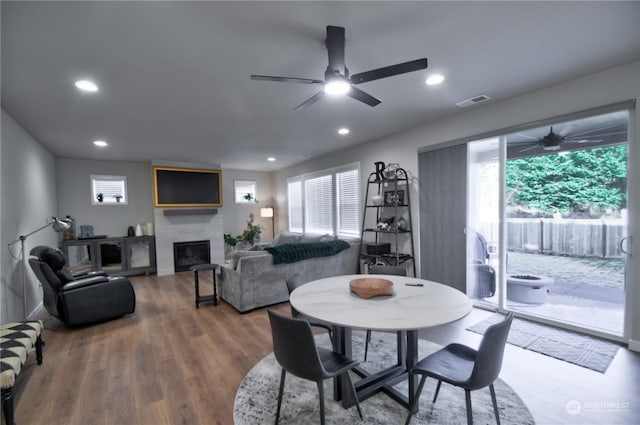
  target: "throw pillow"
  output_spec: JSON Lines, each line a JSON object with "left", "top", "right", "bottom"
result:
{"left": 232, "top": 250, "right": 270, "bottom": 270}
{"left": 272, "top": 231, "right": 303, "bottom": 246}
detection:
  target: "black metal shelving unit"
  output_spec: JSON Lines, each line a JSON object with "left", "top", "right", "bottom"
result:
{"left": 358, "top": 164, "right": 416, "bottom": 276}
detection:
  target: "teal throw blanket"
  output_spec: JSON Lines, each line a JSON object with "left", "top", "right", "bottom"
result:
{"left": 265, "top": 240, "right": 350, "bottom": 265}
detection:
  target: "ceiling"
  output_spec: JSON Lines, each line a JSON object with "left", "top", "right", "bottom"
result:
{"left": 2, "top": 1, "right": 640, "bottom": 171}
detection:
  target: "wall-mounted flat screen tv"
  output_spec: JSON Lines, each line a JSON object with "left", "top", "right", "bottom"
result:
{"left": 153, "top": 166, "right": 222, "bottom": 207}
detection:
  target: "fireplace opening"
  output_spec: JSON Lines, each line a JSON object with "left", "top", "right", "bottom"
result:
{"left": 173, "top": 240, "right": 211, "bottom": 272}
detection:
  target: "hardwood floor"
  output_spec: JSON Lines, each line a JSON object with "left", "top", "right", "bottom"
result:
{"left": 11, "top": 272, "right": 640, "bottom": 425}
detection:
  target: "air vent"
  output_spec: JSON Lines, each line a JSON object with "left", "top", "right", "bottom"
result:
{"left": 455, "top": 94, "right": 491, "bottom": 108}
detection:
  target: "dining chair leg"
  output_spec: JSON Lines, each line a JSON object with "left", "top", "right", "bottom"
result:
{"left": 364, "top": 329, "right": 371, "bottom": 361}
{"left": 404, "top": 374, "right": 428, "bottom": 425}
{"left": 345, "top": 372, "right": 363, "bottom": 419}
{"left": 275, "top": 369, "right": 286, "bottom": 425}
{"left": 317, "top": 380, "right": 325, "bottom": 425}
{"left": 489, "top": 383, "right": 501, "bottom": 425}
{"left": 432, "top": 380, "right": 442, "bottom": 403}
{"left": 465, "top": 389, "right": 473, "bottom": 425}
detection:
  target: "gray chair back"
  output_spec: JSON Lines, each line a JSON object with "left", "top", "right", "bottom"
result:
{"left": 285, "top": 273, "right": 304, "bottom": 294}
{"left": 369, "top": 265, "right": 407, "bottom": 276}
{"left": 286, "top": 274, "right": 304, "bottom": 317}
{"left": 468, "top": 312, "right": 514, "bottom": 390}
{"left": 268, "top": 309, "right": 325, "bottom": 381}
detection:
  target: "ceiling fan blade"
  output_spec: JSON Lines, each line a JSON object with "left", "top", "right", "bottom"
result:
{"left": 325, "top": 26, "right": 346, "bottom": 74}
{"left": 567, "top": 131, "right": 626, "bottom": 140}
{"left": 512, "top": 132, "right": 539, "bottom": 142}
{"left": 558, "top": 124, "right": 575, "bottom": 137}
{"left": 519, "top": 144, "right": 540, "bottom": 153}
{"left": 251, "top": 75, "right": 323, "bottom": 85}
{"left": 350, "top": 58, "right": 428, "bottom": 85}
{"left": 573, "top": 139, "right": 603, "bottom": 144}
{"left": 294, "top": 91, "right": 324, "bottom": 111}
{"left": 569, "top": 123, "right": 622, "bottom": 138}
{"left": 347, "top": 86, "right": 381, "bottom": 107}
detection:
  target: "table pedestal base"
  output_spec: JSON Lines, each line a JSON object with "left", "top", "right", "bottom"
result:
{"left": 333, "top": 327, "right": 419, "bottom": 414}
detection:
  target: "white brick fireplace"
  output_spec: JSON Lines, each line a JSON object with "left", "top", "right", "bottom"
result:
{"left": 154, "top": 209, "right": 224, "bottom": 276}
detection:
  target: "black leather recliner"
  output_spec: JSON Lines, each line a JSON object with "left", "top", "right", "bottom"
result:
{"left": 29, "top": 245, "right": 136, "bottom": 326}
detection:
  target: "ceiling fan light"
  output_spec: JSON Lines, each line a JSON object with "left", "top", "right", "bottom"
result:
{"left": 324, "top": 79, "right": 350, "bottom": 95}
{"left": 426, "top": 74, "right": 445, "bottom": 85}
{"left": 75, "top": 79, "right": 99, "bottom": 92}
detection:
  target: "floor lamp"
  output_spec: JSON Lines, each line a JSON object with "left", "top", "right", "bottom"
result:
{"left": 260, "top": 206, "right": 275, "bottom": 240}
{"left": 7, "top": 216, "right": 71, "bottom": 319}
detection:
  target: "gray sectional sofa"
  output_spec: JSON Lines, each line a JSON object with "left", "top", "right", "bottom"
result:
{"left": 219, "top": 232, "right": 360, "bottom": 313}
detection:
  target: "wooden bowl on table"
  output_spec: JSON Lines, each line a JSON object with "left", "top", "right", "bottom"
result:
{"left": 349, "top": 277, "right": 394, "bottom": 299}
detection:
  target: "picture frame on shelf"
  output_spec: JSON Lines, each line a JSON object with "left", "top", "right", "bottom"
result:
{"left": 384, "top": 189, "right": 405, "bottom": 206}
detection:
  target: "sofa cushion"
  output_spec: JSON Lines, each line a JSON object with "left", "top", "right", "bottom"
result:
{"left": 271, "top": 231, "right": 304, "bottom": 246}
{"left": 300, "top": 233, "right": 336, "bottom": 243}
{"left": 232, "top": 250, "right": 270, "bottom": 270}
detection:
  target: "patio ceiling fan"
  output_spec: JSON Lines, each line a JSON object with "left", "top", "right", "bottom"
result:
{"left": 250, "top": 25, "right": 428, "bottom": 111}
{"left": 516, "top": 124, "right": 615, "bottom": 153}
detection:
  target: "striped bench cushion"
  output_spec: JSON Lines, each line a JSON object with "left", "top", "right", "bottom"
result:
{"left": 1, "top": 321, "right": 43, "bottom": 389}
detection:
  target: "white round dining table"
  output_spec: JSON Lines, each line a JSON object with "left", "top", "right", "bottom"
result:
{"left": 289, "top": 274, "right": 473, "bottom": 411}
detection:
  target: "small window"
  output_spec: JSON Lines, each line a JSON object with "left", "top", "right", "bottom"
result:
{"left": 92, "top": 175, "right": 127, "bottom": 205}
{"left": 235, "top": 180, "right": 257, "bottom": 203}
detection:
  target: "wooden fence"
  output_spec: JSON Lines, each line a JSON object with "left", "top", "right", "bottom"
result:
{"left": 506, "top": 218, "right": 626, "bottom": 259}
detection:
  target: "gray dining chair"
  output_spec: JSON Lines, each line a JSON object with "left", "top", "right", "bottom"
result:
{"left": 365, "top": 265, "right": 407, "bottom": 361}
{"left": 286, "top": 274, "right": 334, "bottom": 342}
{"left": 268, "top": 310, "right": 363, "bottom": 425}
{"left": 405, "top": 312, "right": 514, "bottom": 425}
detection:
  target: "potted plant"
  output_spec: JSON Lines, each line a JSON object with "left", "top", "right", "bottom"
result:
{"left": 243, "top": 193, "right": 258, "bottom": 203}
{"left": 96, "top": 193, "right": 104, "bottom": 203}
{"left": 224, "top": 233, "right": 238, "bottom": 261}
{"left": 238, "top": 213, "right": 262, "bottom": 246}
{"left": 114, "top": 194, "right": 123, "bottom": 203}
{"left": 224, "top": 233, "right": 238, "bottom": 248}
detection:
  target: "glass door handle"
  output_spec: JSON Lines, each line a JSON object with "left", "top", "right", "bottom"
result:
{"left": 619, "top": 236, "right": 631, "bottom": 256}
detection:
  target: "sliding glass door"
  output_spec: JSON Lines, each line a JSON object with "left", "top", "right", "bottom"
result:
{"left": 467, "top": 107, "right": 632, "bottom": 338}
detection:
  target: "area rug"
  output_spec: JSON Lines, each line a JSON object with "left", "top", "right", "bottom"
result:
{"left": 467, "top": 315, "right": 621, "bottom": 373}
{"left": 234, "top": 332, "right": 534, "bottom": 424}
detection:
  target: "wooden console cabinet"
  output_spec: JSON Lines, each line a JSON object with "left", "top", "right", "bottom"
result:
{"left": 61, "top": 236, "right": 156, "bottom": 276}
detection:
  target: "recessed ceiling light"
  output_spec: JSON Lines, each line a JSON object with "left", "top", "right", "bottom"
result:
{"left": 93, "top": 140, "right": 108, "bottom": 147}
{"left": 75, "top": 80, "right": 99, "bottom": 92}
{"left": 267, "top": 156, "right": 276, "bottom": 162}
{"left": 425, "top": 74, "right": 445, "bottom": 85}
{"left": 338, "top": 128, "right": 350, "bottom": 135}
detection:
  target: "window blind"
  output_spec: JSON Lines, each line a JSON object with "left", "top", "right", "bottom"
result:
{"left": 288, "top": 180, "right": 303, "bottom": 232}
{"left": 287, "top": 163, "right": 360, "bottom": 237}
{"left": 337, "top": 168, "right": 360, "bottom": 237}
{"left": 305, "top": 174, "right": 333, "bottom": 234}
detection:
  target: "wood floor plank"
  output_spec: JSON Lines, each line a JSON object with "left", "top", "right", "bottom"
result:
{"left": 11, "top": 272, "right": 639, "bottom": 425}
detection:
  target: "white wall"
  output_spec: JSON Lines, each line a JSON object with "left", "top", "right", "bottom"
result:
{"left": 273, "top": 60, "right": 640, "bottom": 347}
{"left": 1, "top": 110, "right": 58, "bottom": 322}
{"left": 56, "top": 158, "right": 154, "bottom": 237}
{"left": 221, "top": 168, "right": 275, "bottom": 241}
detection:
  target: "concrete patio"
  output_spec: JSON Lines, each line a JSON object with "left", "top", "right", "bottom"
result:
{"left": 483, "top": 251, "right": 625, "bottom": 335}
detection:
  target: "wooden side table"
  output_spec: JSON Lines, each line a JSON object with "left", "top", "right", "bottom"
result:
{"left": 190, "top": 263, "right": 219, "bottom": 308}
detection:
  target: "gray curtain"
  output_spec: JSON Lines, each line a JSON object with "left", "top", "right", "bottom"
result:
{"left": 418, "top": 144, "right": 467, "bottom": 292}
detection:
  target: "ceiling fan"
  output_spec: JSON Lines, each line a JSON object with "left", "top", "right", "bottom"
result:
{"left": 517, "top": 125, "right": 611, "bottom": 153}
{"left": 250, "top": 25, "right": 428, "bottom": 111}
